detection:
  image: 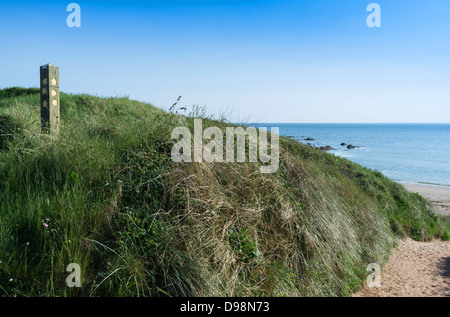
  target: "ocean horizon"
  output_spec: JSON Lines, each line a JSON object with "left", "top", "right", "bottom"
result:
{"left": 249, "top": 123, "right": 450, "bottom": 187}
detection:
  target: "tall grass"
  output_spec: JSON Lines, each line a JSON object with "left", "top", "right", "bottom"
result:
{"left": 0, "top": 88, "right": 448, "bottom": 297}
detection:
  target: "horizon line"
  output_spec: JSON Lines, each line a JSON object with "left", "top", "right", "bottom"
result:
{"left": 244, "top": 122, "right": 450, "bottom": 125}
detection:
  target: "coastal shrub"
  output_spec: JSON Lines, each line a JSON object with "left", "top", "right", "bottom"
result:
{"left": 229, "top": 226, "right": 260, "bottom": 263}
{"left": 439, "top": 216, "right": 450, "bottom": 241}
{"left": 0, "top": 87, "right": 40, "bottom": 99}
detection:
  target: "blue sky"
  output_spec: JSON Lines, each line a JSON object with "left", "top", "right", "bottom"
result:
{"left": 1, "top": 0, "right": 449, "bottom": 123}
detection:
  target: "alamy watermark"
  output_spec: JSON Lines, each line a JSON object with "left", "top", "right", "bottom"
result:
{"left": 366, "top": 263, "right": 381, "bottom": 288}
{"left": 67, "top": 3, "right": 81, "bottom": 28}
{"left": 171, "top": 119, "right": 280, "bottom": 174}
{"left": 367, "top": 3, "right": 381, "bottom": 28}
{"left": 66, "top": 263, "right": 82, "bottom": 288}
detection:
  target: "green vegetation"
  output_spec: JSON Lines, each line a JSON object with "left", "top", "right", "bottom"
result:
{"left": 0, "top": 87, "right": 448, "bottom": 297}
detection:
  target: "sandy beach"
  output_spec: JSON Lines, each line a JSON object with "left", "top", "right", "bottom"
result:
{"left": 355, "top": 182, "right": 450, "bottom": 297}
{"left": 400, "top": 182, "right": 450, "bottom": 216}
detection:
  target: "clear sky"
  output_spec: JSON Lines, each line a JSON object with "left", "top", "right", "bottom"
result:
{"left": 1, "top": 0, "right": 449, "bottom": 123}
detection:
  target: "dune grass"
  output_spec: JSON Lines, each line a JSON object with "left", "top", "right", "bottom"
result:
{"left": 0, "top": 87, "right": 448, "bottom": 297}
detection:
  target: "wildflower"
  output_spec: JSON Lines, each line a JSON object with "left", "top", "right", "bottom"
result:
{"left": 43, "top": 223, "right": 49, "bottom": 228}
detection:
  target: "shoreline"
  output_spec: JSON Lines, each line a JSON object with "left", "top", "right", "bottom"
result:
{"left": 397, "top": 181, "right": 450, "bottom": 216}
{"left": 396, "top": 180, "right": 450, "bottom": 189}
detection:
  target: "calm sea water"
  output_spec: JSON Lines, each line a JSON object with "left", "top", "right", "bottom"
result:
{"left": 250, "top": 124, "right": 450, "bottom": 186}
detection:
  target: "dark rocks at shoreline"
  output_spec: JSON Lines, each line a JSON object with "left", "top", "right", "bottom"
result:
{"left": 300, "top": 139, "right": 359, "bottom": 152}
{"left": 319, "top": 145, "right": 334, "bottom": 151}
{"left": 338, "top": 142, "right": 361, "bottom": 149}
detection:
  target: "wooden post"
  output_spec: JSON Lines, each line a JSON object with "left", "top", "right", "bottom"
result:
{"left": 40, "top": 64, "right": 60, "bottom": 136}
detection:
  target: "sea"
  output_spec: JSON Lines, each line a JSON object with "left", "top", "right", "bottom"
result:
{"left": 249, "top": 123, "right": 450, "bottom": 187}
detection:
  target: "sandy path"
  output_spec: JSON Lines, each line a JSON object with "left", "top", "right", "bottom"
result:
{"left": 355, "top": 239, "right": 450, "bottom": 297}
{"left": 354, "top": 183, "right": 450, "bottom": 297}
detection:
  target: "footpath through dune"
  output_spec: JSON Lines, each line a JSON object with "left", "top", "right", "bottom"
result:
{"left": 355, "top": 182, "right": 450, "bottom": 297}
{"left": 354, "top": 238, "right": 450, "bottom": 297}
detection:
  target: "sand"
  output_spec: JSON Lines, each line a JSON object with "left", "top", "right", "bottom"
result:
{"left": 354, "top": 239, "right": 450, "bottom": 297}
{"left": 354, "top": 183, "right": 450, "bottom": 297}
{"left": 400, "top": 182, "right": 450, "bottom": 216}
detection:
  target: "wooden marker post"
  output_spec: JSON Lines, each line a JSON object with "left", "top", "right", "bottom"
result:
{"left": 40, "top": 64, "right": 60, "bottom": 136}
